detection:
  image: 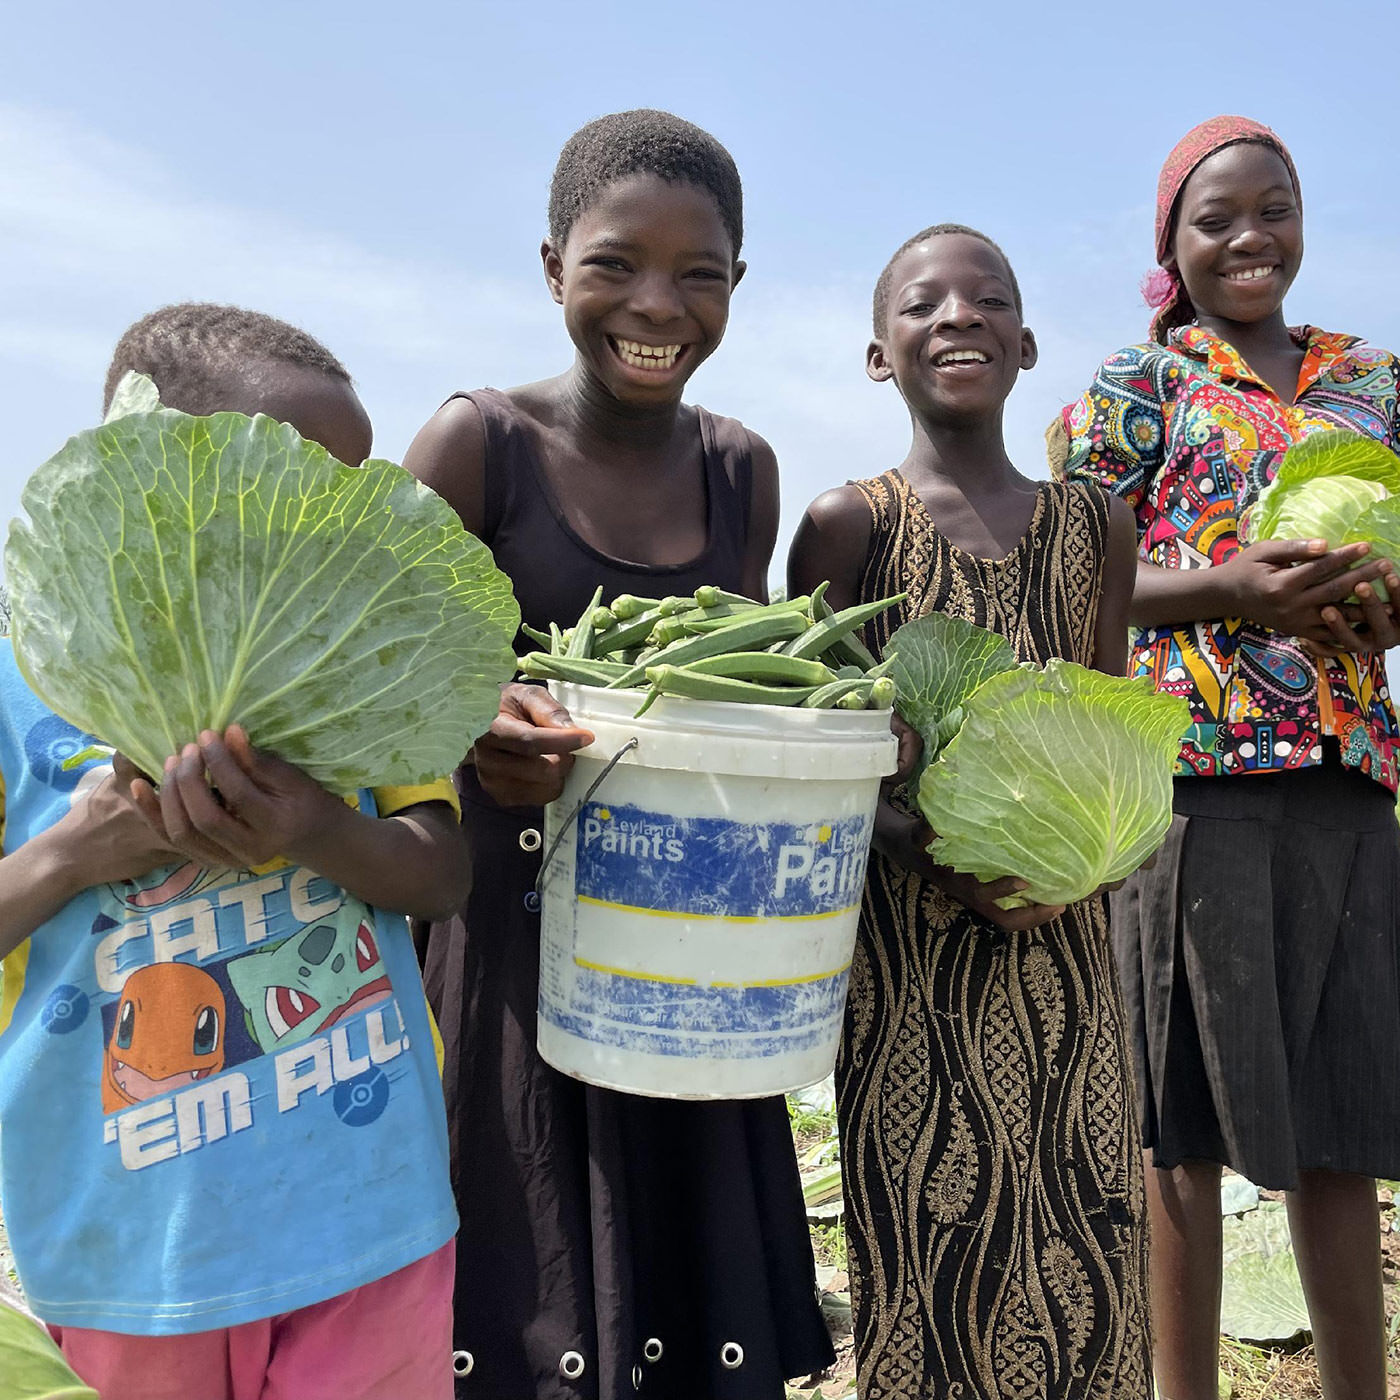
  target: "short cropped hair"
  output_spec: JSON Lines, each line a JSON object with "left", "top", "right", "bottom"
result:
{"left": 871, "top": 223, "right": 1023, "bottom": 335}
{"left": 547, "top": 109, "right": 743, "bottom": 258}
{"left": 102, "top": 303, "right": 350, "bottom": 415}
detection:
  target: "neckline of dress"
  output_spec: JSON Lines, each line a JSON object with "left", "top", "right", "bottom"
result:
{"left": 894, "top": 472, "right": 1051, "bottom": 566}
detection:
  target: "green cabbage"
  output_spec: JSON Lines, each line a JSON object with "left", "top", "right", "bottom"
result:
{"left": 888, "top": 615, "right": 1189, "bottom": 907}
{"left": 1249, "top": 430, "right": 1400, "bottom": 595}
{"left": 885, "top": 611, "right": 1016, "bottom": 784}
{"left": 5, "top": 383, "right": 520, "bottom": 792}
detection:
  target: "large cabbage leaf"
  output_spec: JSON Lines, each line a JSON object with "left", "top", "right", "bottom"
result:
{"left": 1250, "top": 428, "right": 1400, "bottom": 543}
{"left": 885, "top": 612, "right": 1017, "bottom": 783}
{"left": 918, "top": 661, "right": 1190, "bottom": 906}
{"left": 6, "top": 402, "right": 520, "bottom": 792}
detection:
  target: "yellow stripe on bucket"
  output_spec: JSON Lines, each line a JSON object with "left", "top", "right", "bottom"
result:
{"left": 574, "top": 956, "right": 851, "bottom": 988}
{"left": 575, "top": 894, "right": 858, "bottom": 924}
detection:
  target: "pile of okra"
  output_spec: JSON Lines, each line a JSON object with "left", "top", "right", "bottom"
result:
{"left": 518, "top": 582, "right": 904, "bottom": 716}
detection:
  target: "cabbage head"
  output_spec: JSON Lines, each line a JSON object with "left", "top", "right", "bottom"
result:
{"left": 885, "top": 612, "right": 1016, "bottom": 785}
{"left": 916, "top": 659, "right": 1190, "bottom": 907}
{"left": 5, "top": 388, "right": 520, "bottom": 792}
{"left": 1247, "top": 430, "right": 1400, "bottom": 601}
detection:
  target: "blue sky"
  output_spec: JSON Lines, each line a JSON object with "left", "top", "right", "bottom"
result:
{"left": 4, "top": 1, "right": 1399, "bottom": 577}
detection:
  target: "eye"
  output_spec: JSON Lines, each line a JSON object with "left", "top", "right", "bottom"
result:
{"left": 584, "top": 256, "right": 630, "bottom": 273}
{"left": 193, "top": 1006, "right": 219, "bottom": 1056}
{"left": 686, "top": 266, "right": 726, "bottom": 281}
{"left": 900, "top": 302, "right": 933, "bottom": 318}
{"left": 980, "top": 296, "right": 1009, "bottom": 308}
{"left": 1263, "top": 204, "right": 1295, "bottom": 220}
{"left": 355, "top": 923, "right": 380, "bottom": 973}
{"left": 116, "top": 999, "right": 135, "bottom": 1050}
{"left": 1193, "top": 217, "right": 1229, "bottom": 234}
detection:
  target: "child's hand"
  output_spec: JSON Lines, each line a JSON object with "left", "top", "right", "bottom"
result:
{"left": 1218, "top": 539, "right": 1392, "bottom": 641}
{"left": 885, "top": 712, "right": 922, "bottom": 791}
{"left": 935, "top": 868, "right": 1067, "bottom": 932}
{"left": 879, "top": 809, "right": 1065, "bottom": 931}
{"left": 474, "top": 683, "right": 595, "bottom": 808}
{"left": 52, "top": 753, "right": 190, "bottom": 886}
{"left": 136, "top": 726, "right": 345, "bottom": 872}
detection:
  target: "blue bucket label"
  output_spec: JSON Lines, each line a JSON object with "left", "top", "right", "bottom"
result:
{"left": 574, "top": 801, "right": 872, "bottom": 921}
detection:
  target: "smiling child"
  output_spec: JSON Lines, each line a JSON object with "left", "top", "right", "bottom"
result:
{"left": 1061, "top": 116, "right": 1400, "bottom": 1400}
{"left": 788, "top": 225, "right": 1149, "bottom": 1398}
{"left": 405, "top": 110, "right": 833, "bottom": 1400}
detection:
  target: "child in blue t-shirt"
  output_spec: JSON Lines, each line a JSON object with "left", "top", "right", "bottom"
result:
{"left": 0, "top": 304, "right": 466, "bottom": 1400}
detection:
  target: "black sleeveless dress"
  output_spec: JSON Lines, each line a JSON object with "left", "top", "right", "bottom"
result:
{"left": 419, "top": 388, "right": 833, "bottom": 1400}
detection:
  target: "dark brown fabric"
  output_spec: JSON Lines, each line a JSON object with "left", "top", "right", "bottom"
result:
{"left": 420, "top": 388, "right": 832, "bottom": 1399}
{"left": 1112, "top": 752, "right": 1400, "bottom": 1189}
{"left": 838, "top": 472, "right": 1152, "bottom": 1399}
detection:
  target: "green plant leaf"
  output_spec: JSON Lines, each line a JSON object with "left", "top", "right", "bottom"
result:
{"left": 1219, "top": 1202, "right": 1310, "bottom": 1344}
{"left": 1251, "top": 429, "right": 1400, "bottom": 544}
{"left": 6, "top": 406, "right": 520, "bottom": 792}
{"left": 103, "top": 370, "right": 162, "bottom": 423}
{"left": 886, "top": 613, "right": 1017, "bottom": 783}
{"left": 918, "top": 661, "right": 1190, "bottom": 906}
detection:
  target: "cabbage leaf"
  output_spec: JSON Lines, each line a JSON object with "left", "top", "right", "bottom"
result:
{"left": 6, "top": 402, "right": 520, "bottom": 792}
{"left": 917, "top": 660, "right": 1190, "bottom": 906}
{"left": 885, "top": 613, "right": 1017, "bottom": 783}
{"left": 1250, "top": 428, "right": 1400, "bottom": 543}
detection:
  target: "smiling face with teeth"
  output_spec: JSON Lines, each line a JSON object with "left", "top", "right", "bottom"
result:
{"left": 542, "top": 173, "right": 742, "bottom": 404}
{"left": 1170, "top": 141, "right": 1303, "bottom": 330}
{"left": 867, "top": 232, "right": 1036, "bottom": 427}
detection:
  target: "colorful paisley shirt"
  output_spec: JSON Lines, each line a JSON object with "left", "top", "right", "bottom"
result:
{"left": 1063, "top": 324, "right": 1400, "bottom": 791}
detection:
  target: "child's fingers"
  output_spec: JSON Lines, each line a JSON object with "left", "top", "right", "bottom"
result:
{"left": 198, "top": 730, "right": 264, "bottom": 810}
{"left": 483, "top": 716, "right": 594, "bottom": 757}
{"left": 168, "top": 746, "right": 253, "bottom": 858}
{"left": 159, "top": 757, "right": 241, "bottom": 868}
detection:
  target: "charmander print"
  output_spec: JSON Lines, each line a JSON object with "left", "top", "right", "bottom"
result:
{"left": 102, "top": 962, "right": 225, "bottom": 1113}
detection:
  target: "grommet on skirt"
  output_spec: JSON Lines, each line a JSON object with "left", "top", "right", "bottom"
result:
{"left": 519, "top": 828, "right": 542, "bottom": 852}
{"left": 452, "top": 1350, "right": 474, "bottom": 1377}
{"left": 632, "top": 1363, "right": 643, "bottom": 1390}
{"left": 720, "top": 1341, "right": 744, "bottom": 1369}
{"left": 522, "top": 890, "right": 541, "bottom": 913}
{"left": 643, "top": 1337, "right": 663, "bottom": 1363}
{"left": 559, "top": 1350, "right": 586, "bottom": 1381}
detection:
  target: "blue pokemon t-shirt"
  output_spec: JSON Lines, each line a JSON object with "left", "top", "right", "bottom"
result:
{"left": 0, "top": 642, "right": 457, "bottom": 1332}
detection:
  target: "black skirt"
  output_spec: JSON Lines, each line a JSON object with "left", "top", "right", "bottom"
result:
{"left": 1111, "top": 751, "right": 1400, "bottom": 1190}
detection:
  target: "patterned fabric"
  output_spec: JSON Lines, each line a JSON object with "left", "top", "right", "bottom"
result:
{"left": 1063, "top": 324, "right": 1400, "bottom": 792}
{"left": 1147, "top": 116, "right": 1299, "bottom": 341}
{"left": 837, "top": 472, "right": 1151, "bottom": 1400}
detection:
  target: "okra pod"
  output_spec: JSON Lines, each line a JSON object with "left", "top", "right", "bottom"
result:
{"left": 608, "top": 609, "right": 810, "bottom": 687}
{"left": 643, "top": 665, "right": 820, "bottom": 707}
{"left": 566, "top": 586, "right": 606, "bottom": 658}
{"left": 611, "top": 594, "right": 664, "bottom": 620}
{"left": 783, "top": 592, "right": 906, "bottom": 661}
{"left": 520, "top": 623, "right": 553, "bottom": 649}
{"left": 868, "top": 676, "right": 896, "bottom": 709}
{"left": 801, "top": 677, "right": 872, "bottom": 709}
{"left": 519, "top": 653, "right": 638, "bottom": 687}
{"left": 693, "top": 585, "right": 762, "bottom": 610}
{"left": 679, "top": 652, "right": 838, "bottom": 687}
{"left": 680, "top": 596, "right": 812, "bottom": 633}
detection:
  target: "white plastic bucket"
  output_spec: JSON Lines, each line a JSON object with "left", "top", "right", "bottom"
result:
{"left": 537, "top": 681, "right": 898, "bottom": 1099}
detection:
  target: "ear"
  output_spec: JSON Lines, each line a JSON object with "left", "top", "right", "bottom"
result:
{"left": 1019, "top": 327, "right": 1039, "bottom": 372}
{"left": 866, "top": 339, "right": 894, "bottom": 384}
{"left": 541, "top": 238, "right": 565, "bottom": 306}
{"left": 731, "top": 259, "right": 747, "bottom": 290}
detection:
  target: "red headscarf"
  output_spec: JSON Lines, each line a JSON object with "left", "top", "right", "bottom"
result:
{"left": 1145, "top": 115, "right": 1301, "bottom": 343}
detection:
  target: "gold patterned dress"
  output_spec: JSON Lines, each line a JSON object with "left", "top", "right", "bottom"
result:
{"left": 837, "top": 472, "right": 1151, "bottom": 1400}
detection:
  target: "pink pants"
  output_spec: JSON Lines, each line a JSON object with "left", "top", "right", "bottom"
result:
{"left": 51, "top": 1239, "right": 455, "bottom": 1400}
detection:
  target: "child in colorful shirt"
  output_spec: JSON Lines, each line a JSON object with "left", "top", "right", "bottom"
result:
{"left": 1060, "top": 117, "right": 1400, "bottom": 1400}
{"left": 0, "top": 304, "right": 466, "bottom": 1400}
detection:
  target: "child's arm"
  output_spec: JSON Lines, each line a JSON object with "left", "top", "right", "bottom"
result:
{"left": 406, "top": 396, "right": 592, "bottom": 808}
{"left": 0, "top": 756, "right": 186, "bottom": 959}
{"left": 136, "top": 727, "right": 469, "bottom": 922}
